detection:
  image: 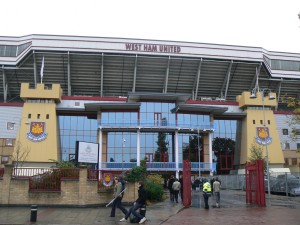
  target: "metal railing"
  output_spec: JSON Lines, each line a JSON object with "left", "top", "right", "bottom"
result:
{"left": 12, "top": 168, "right": 80, "bottom": 191}
{"left": 99, "top": 162, "right": 216, "bottom": 172}
{"left": 100, "top": 119, "right": 214, "bottom": 130}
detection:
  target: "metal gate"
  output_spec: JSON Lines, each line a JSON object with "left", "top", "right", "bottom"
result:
{"left": 183, "top": 160, "right": 191, "bottom": 207}
{"left": 245, "top": 160, "right": 266, "bottom": 207}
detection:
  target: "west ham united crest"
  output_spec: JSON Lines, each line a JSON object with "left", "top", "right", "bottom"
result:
{"left": 256, "top": 126, "right": 272, "bottom": 145}
{"left": 27, "top": 122, "right": 48, "bottom": 142}
{"left": 102, "top": 173, "right": 113, "bottom": 187}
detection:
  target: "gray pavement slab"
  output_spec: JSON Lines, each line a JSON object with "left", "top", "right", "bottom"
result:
{"left": 1, "top": 189, "right": 300, "bottom": 225}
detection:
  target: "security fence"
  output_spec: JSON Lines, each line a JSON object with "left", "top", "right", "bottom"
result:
{"left": 217, "top": 172, "right": 300, "bottom": 197}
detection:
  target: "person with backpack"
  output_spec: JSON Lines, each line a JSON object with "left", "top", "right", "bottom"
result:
{"left": 119, "top": 181, "right": 147, "bottom": 224}
{"left": 119, "top": 175, "right": 126, "bottom": 197}
{"left": 109, "top": 176, "right": 128, "bottom": 217}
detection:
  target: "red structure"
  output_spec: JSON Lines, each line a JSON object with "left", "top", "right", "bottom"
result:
{"left": 245, "top": 160, "right": 266, "bottom": 207}
{"left": 182, "top": 160, "right": 191, "bottom": 208}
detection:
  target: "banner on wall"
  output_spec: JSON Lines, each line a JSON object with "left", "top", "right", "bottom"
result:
{"left": 256, "top": 126, "right": 272, "bottom": 145}
{"left": 27, "top": 122, "right": 48, "bottom": 142}
{"left": 102, "top": 173, "right": 114, "bottom": 187}
{"left": 76, "top": 141, "right": 99, "bottom": 164}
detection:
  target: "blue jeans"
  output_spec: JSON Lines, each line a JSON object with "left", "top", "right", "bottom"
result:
{"left": 215, "top": 192, "right": 220, "bottom": 204}
{"left": 110, "top": 197, "right": 128, "bottom": 217}
{"left": 125, "top": 202, "right": 144, "bottom": 220}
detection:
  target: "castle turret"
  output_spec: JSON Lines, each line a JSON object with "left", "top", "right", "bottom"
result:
{"left": 14, "top": 83, "right": 62, "bottom": 167}
{"left": 236, "top": 91, "right": 285, "bottom": 171}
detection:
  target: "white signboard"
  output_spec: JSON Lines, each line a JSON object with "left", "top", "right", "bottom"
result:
{"left": 77, "top": 141, "right": 99, "bottom": 163}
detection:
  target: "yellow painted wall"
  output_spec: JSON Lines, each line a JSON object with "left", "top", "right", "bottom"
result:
{"left": 102, "top": 132, "right": 107, "bottom": 162}
{"left": 20, "top": 83, "right": 62, "bottom": 101}
{"left": 14, "top": 83, "right": 62, "bottom": 164}
{"left": 238, "top": 91, "right": 284, "bottom": 167}
{"left": 15, "top": 103, "right": 59, "bottom": 162}
{"left": 203, "top": 134, "right": 209, "bottom": 162}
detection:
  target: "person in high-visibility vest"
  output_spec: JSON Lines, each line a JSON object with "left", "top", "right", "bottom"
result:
{"left": 202, "top": 179, "right": 212, "bottom": 209}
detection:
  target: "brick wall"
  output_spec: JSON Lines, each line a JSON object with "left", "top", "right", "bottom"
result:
{"left": 0, "top": 164, "right": 136, "bottom": 206}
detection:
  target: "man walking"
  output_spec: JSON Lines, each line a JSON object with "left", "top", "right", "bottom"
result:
{"left": 167, "top": 175, "right": 175, "bottom": 202}
{"left": 110, "top": 177, "right": 128, "bottom": 217}
{"left": 202, "top": 179, "right": 212, "bottom": 209}
{"left": 172, "top": 178, "right": 181, "bottom": 203}
{"left": 120, "top": 181, "right": 147, "bottom": 224}
{"left": 213, "top": 177, "right": 221, "bottom": 208}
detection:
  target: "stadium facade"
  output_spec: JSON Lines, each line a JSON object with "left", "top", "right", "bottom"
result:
{"left": 0, "top": 34, "right": 299, "bottom": 176}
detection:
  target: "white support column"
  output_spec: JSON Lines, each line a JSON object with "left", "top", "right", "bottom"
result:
{"left": 175, "top": 130, "right": 179, "bottom": 178}
{"left": 137, "top": 129, "right": 141, "bottom": 166}
{"left": 98, "top": 128, "right": 102, "bottom": 171}
{"left": 208, "top": 132, "right": 213, "bottom": 172}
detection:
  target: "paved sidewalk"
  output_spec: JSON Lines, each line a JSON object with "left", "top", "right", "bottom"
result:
{"left": 0, "top": 194, "right": 183, "bottom": 225}
{"left": 162, "top": 206, "right": 300, "bottom": 225}
{"left": 1, "top": 190, "right": 300, "bottom": 225}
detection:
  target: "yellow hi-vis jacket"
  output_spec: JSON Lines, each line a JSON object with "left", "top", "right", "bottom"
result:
{"left": 203, "top": 181, "right": 212, "bottom": 193}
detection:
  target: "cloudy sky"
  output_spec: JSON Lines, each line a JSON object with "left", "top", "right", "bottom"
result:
{"left": 2, "top": 0, "right": 300, "bottom": 53}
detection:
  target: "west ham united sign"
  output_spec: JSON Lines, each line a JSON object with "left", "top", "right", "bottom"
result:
{"left": 27, "top": 122, "right": 48, "bottom": 142}
{"left": 256, "top": 126, "right": 272, "bottom": 145}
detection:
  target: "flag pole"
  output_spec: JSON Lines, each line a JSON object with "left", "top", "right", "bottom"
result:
{"left": 40, "top": 56, "right": 44, "bottom": 84}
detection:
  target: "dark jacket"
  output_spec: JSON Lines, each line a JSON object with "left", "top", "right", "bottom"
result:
{"left": 168, "top": 177, "right": 175, "bottom": 190}
{"left": 136, "top": 186, "right": 147, "bottom": 205}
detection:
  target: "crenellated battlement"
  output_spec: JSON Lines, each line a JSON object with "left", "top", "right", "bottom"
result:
{"left": 237, "top": 91, "right": 277, "bottom": 108}
{"left": 20, "top": 83, "right": 62, "bottom": 103}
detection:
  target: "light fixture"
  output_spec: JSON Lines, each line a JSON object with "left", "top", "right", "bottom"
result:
{"left": 268, "top": 94, "right": 275, "bottom": 100}
{"left": 250, "top": 92, "right": 257, "bottom": 99}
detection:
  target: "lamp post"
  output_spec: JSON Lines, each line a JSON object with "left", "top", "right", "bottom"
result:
{"left": 250, "top": 88, "right": 275, "bottom": 206}
{"left": 198, "top": 129, "right": 201, "bottom": 179}
{"left": 122, "top": 137, "right": 126, "bottom": 170}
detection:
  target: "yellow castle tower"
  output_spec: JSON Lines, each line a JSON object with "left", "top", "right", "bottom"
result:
{"left": 14, "top": 83, "right": 62, "bottom": 167}
{"left": 237, "top": 91, "right": 286, "bottom": 171}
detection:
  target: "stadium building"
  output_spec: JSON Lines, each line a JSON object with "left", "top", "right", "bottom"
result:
{"left": 0, "top": 34, "right": 299, "bottom": 176}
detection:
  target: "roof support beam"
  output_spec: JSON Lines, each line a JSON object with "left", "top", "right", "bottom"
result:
{"left": 33, "top": 51, "right": 37, "bottom": 86}
{"left": 163, "top": 56, "right": 170, "bottom": 93}
{"left": 276, "top": 78, "right": 283, "bottom": 110}
{"left": 193, "top": 58, "right": 202, "bottom": 100}
{"left": 250, "top": 62, "right": 262, "bottom": 91}
{"left": 100, "top": 53, "right": 104, "bottom": 97}
{"left": 2, "top": 67, "right": 7, "bottom": 102}
{"left": 220, "top": 60, "right": 233, "bottom": 100}
{"left": 67, "top": 52, "right": 71, "bottom": 96}
{"left": 132, "top": 54, "right": 138, "bottom": 93}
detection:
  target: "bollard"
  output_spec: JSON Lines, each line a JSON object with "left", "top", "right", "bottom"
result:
{"left": 30, "top": 205, "right": 38, "bottom": 222}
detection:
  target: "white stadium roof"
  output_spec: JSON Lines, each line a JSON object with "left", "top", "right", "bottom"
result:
{"left": 0, "top": 34, "right": 299, "bottom": 104}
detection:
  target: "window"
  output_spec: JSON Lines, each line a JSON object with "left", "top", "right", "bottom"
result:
{"left": 7, "top": 122, "right": 14, "bottom": 130}
{"left": 291, "top": 158, "right": 297, "bottom": 166}
{"left": 260, "top": 120, "right": 263, "bottom": 125}
{"left": 5, "top": 139, "right": 13, "bottom": 146}
{"left": 28, "top": 114, "right": 31, "bottom": 119}
{"left": 1, "top": 156, "right": 9, "bottom": 164}
{"left": 282, "top": 129, "right": 288, "bottom": 135}
{"left": 297, "top": 143, "right": 300, "bottom": 150}
{"left": 284, "top": 158, "right": 289, "bottom": 166}
{"left": 46, "top": 114, "right": 49, "bottom": 119}
{"left": 253, "top": 120, "right": 255, "bottom": 124}
{"left": 292, "top": 129, "right": 300, "bottom": 135}
{"left": 267, "top": 120, "right": 270, "bottom": 125}
{"left": 37, "top": 114, "right": 40, "bottom": 119}
{"left": 284, "top": 142, "right": 290, "bottom": 150}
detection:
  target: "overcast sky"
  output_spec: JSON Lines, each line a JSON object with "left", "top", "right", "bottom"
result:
{"left": 2, "top": 0, "right": 300, "bottom": 53}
